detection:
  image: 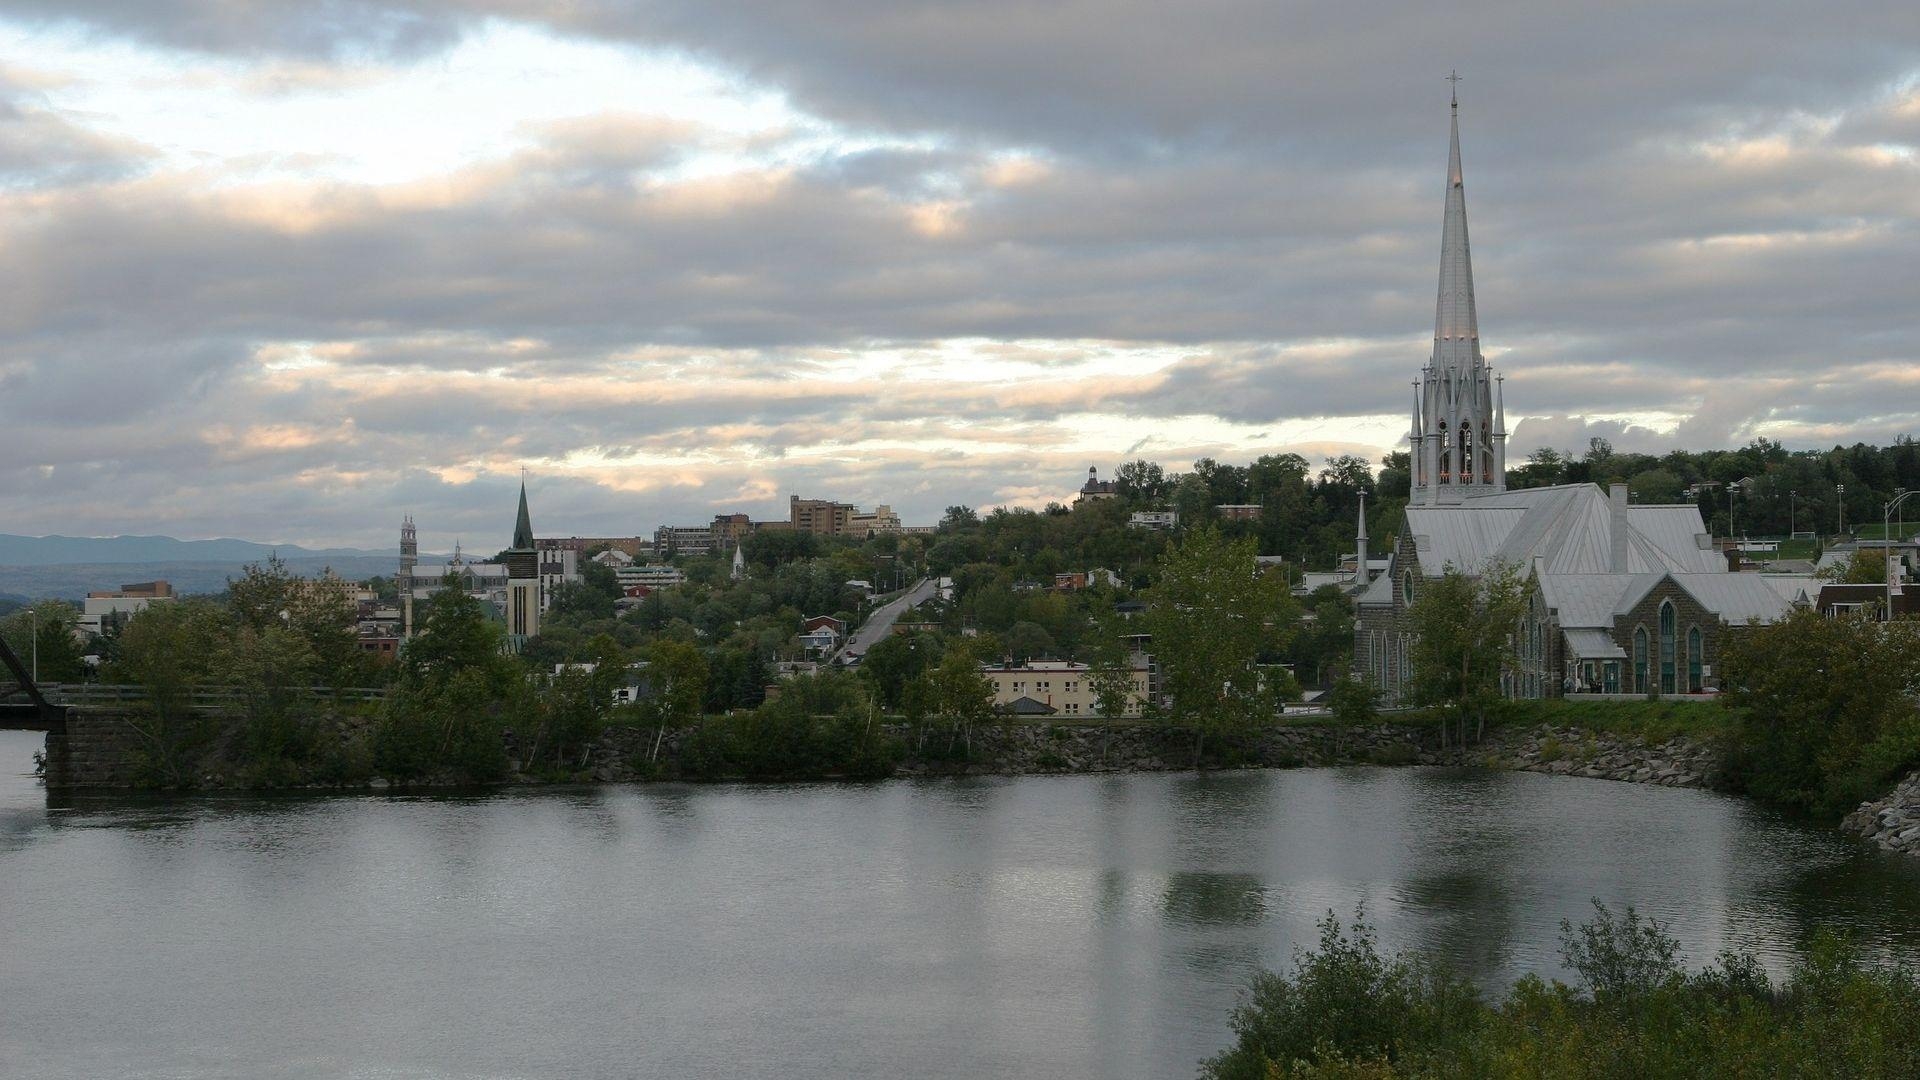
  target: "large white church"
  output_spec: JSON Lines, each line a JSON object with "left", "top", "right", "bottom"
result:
{"left": 1353, "top": 92, "right": 1791, "bottom": 702}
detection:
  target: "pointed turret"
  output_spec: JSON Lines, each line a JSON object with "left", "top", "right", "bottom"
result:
{"left": 512, "top": 480, "right": 535, "bottom": 551}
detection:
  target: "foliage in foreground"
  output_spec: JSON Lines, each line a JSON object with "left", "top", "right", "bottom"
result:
{"left": 1720, "top": 609, "right": 1920, "bottom": 819}
{"left": 1202, "top": 904, "right": 1920, "bottom": 1080}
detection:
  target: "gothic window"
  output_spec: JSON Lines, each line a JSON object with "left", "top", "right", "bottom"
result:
{"left": 1402, "top": 571, "right": 1415, "bottom": 606}
{"left": 1438, "top": 421, "right": 1451, "bottom": 482}
{"left": 1459, "top": 423, "right": 1473, "bottom": 483}
{"left": 1687, "top": 625, "right": 1703, "bottom": 693}
{"left": 1659, "top": 602, "right": 1677, "bottom": 695}
{"left": 1633, "top": 626, "right": 1649, "bottom": 693}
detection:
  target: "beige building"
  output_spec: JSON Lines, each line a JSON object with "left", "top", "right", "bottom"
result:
{"left": 790, "top": 496, "right": 855, "bottom": 536}
{"left": 980, "top": 660, "right": 1150, "bottom": 718}
{"left": 846, "top": 504, "right": 902, "bottom": 538}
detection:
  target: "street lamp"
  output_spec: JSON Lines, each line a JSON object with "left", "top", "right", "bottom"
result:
{"left": 28, "top": 605, "right": 37, "bottom": 683}
{"left": 1836, "top": 484, "right": 1845, "bottom": 536}
{"left": 1790, "top": 489, "right": 1798, "bottom": 538}
{"left": 1886, "top": 490, "right": 1918, "bottom": 620}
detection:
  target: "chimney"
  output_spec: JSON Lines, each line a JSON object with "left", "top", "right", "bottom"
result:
{"left": 1609, "top": 483, "right": 1630, "bottom": 573}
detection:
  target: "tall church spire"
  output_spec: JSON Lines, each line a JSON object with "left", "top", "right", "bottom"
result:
{"left": 1414, "top": 80, "right": 1505, "bottom": 503}
{"left": 1433, "top": 85, "right": 1480, "bottom": 373}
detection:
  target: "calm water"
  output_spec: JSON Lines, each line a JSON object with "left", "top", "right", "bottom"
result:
{"left": 3, "top": 731, "right": 1918, "bottom": 1080}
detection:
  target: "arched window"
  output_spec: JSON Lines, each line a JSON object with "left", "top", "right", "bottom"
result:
{"left": 1687, "top": 625, "right": 1703, "bottom": 693}
{"left": 1459, "top": 423, "right": 1473, "bottom": 482}
{"left": 1438, "top": 421, "right": 1451, "bottom": 482}
{"left": 1659, "top": 601, "right": 1677, "bottom": 695}
{"left": 1402, "top": 571, "right": 1415, "bottom": 606}
{"left": 1633, "top": 626, "right": 1649, "bottom": 693}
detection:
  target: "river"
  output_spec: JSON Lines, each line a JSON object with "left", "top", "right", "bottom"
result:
{"left": 2, "top": 729, "right": 1918, "bottom": 1080}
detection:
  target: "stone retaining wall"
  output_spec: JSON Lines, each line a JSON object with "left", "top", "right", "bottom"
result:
{"left": 1471, "top": 725, "right": 1724, "bottom": 789}
{"left": 1843, "top": 771, "right": 1920, "bottom": 856}
{"left": 555, "top": 720, "right": 1448, "bottom": 784}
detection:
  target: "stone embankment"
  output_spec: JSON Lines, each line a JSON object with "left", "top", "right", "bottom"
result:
{"left": 1472, "top": 726, "right": 1724, "bottom": 790}
{"left": 554, "top": 720, "right": 1442, "bottom": 784}
{"left": 1842, "top": 771, "right": 1920, "bottom": 856}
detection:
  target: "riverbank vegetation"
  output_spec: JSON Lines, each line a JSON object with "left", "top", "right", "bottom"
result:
{"left": 1720, "top": 609, "right": 1920, "bottom": 820}
{"left": 1203, "top": 905, "right": 1920, "bottom": 1080}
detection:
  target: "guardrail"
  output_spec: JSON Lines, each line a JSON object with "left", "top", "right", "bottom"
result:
{"left": 39, "top": 683, "right": 389, "bottom": 707}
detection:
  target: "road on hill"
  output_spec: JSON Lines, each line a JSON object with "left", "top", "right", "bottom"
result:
{"left": 840, "top": 577, "right": 938, "bottom": 662}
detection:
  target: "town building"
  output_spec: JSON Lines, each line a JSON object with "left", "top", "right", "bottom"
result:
{"left": 653, "top": 524, "right": 718, "bottom": 556}
{"left": 1216, "top": 504, "right": 1263, "bottom": 521}
{"left": 79, "top": 580, "right": 174, "bottom": 635}
{"left": 979, "top": 658, "right": 1151, "bottom": 718}
{"left": 540, "top": 536, "right": 653, "bottom": 558}
{"left": 614, "top": 565, "right": 688, "bottom": 592}
{"left": 1128, "top": 510, "right": 1178, "bottom": 531}
{"left": 534, "top": 538, "right": 582, "bottom": 612}
{"left": 790, "top": 496, "right": 855, "bottom": 536}
{"left": 1353, "top": 92, "right": 1791, "bottom": 702}
{"left": 711, "top": 513, "right": 755, "bottom": 549}
{"left": 1075, "top": 466, "right": 1118, "bottom": 505}
{"left": 846, "top": 505, "right": 903, "bottom": 538}
{"left": 799, "top": 615, "right": 846, "bottom": 658}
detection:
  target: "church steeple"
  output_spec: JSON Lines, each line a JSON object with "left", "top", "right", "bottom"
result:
{"left": 511, "top": 478, "right": 535, "bottom": 551}
{"left": 1433, "top": 83, "right": 1480, "bottom": 372}
{"left": 1414, "top": 78, "right": 1505, "bottom": 504}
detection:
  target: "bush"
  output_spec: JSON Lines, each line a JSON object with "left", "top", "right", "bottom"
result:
{"left": 1202, "top": 904, "right": 1920, "bottom": 1080}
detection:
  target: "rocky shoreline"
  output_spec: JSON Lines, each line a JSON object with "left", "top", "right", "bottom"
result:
{"left": 1470, "top": 725, "right": 1723, "bottom": 790}
{"left": 1842, "top": 771, "right": 1920, "bottom": 857}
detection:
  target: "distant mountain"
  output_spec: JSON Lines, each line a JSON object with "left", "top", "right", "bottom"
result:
{"left": 0, "top": 557, "right": 407, "bottom": 602}
{"left": 0, "top": 534, "right": 394, "bottom": 567}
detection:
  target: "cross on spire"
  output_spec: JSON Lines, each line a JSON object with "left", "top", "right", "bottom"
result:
{"left": 1446, "top": 70, "right": 1462, "bottom": 106}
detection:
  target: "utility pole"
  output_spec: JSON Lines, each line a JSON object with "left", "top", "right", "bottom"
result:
{"left": 1836, "top": 484, "right": 1845, "bottom": 536}
{"left": 29, "top": 606, "right": 38, "bottom": 683}
{"left": 1888, "top": 491, "right": 1917, "bottom": 621}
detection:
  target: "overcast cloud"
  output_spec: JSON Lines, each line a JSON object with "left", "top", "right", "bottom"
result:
{"left": 0, "top": 2, "right": 1915, "bottom": 549}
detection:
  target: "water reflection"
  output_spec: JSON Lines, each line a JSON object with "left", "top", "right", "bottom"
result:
{"left": 1, "top": 731, "right": 1918, "bottom": 1080}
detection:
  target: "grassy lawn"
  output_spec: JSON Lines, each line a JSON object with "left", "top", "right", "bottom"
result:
{"left": 1509, "top": 697, "right": 1732, "bottom": 742}
{"left": 1742, "top": 536, "right": 1821, "bottom": 562}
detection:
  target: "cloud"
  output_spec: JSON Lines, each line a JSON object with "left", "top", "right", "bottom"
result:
{"left": 0, "top": 5, "right": 1914, "bottom": 550}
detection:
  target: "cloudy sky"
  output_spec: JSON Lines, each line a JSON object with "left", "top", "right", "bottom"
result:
{"left": 1, "top": 2, "right": 1916, "bottom": 550}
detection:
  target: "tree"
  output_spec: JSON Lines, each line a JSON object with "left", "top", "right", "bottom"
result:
{"left": 1628, "top": 469, "right": 1685, "bottom": 505}
{"left": 376, "top": 581, "right": 525, "bottom": 781}
{"left": 1004, "top": 620, "right": 1057, "bottom": 661}
{"left": 857, "top": 632, "right": 936, "bottom": 709}
{"left": 1142, "top": 526, "right": 1296, "bottom": 764}
{"left": 1406, "top": 563, "right": 1527, "bottom": 745}
{"left": 107, "top": 599, "right": 232, "bottom": 786}
{"left": 744, "top": 528, "right": 821, "bottom": 570}
{"left": 1086, "top": 619, "right": 1141, "bottom": 721}
{"left": 548, "top": 579, "right": 616, "bottom": 621}
{"left": 646, "top": 637, "right": 709, "bottom": 726}
{"left": 923, "top": 645, "right": 995, "bottom": 755}
{"left": 1115, "top": 459, "right": 1170, "bottom": 503}
{"left": 1720, "top": 609, "right": 1920, "bottom": 817}
{"left": 1822, "top": 547, "right": 1886, "bottom": 585}
{"left": 225, "top": 557, "right": 363, "bottom": 685}
{"left": 0, "top": 600, "right": 87, "bottom": 683}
